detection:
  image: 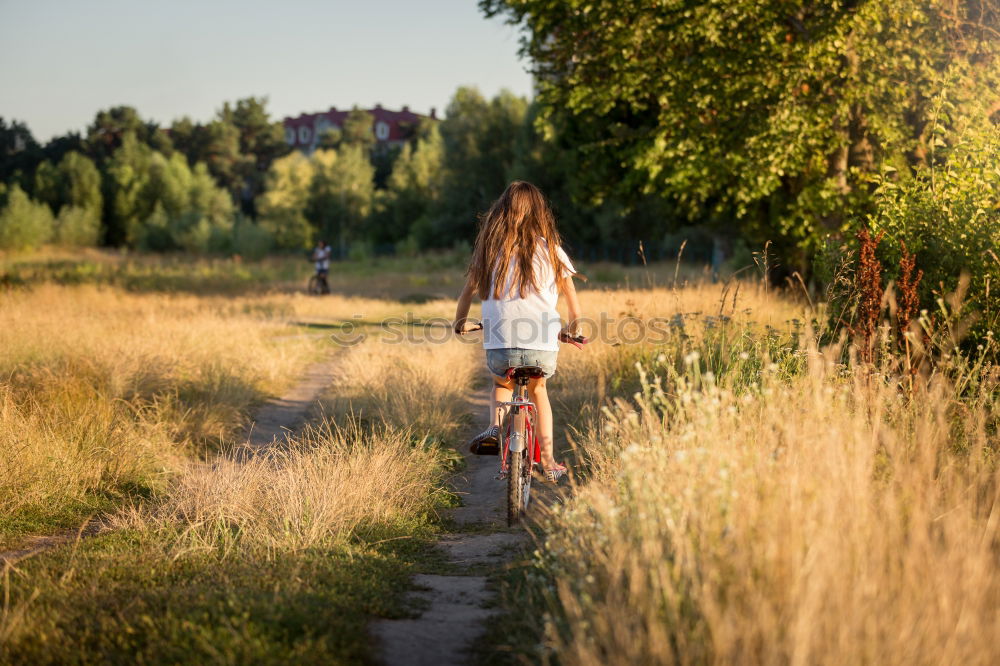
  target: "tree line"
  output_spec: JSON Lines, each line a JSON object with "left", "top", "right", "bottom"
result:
{"left": 1, "top": 0, "right": 998, "bottom": 316}
{"left": 0, "top": 91, "right": 595, "bottom": 259}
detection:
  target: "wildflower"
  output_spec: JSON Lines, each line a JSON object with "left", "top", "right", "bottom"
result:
{"left": 739, "top": 351, "right": 749, "bottom": 360}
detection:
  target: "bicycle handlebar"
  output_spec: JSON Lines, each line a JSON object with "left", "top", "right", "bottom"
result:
{"left": 456, "top": 320, "right": 589, "bottom": 347}
{"left": 558, "top": 331, "right": 589, "bottom": 348}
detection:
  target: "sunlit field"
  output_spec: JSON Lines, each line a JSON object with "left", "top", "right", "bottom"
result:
{"left": 1, "top": 251, "right": 997, "bottom": 664}
{"left": 499, "top": 280, "right": 1000, "bottom": 666}
{"left": 0, "top": 256, "right": 470, "bottom": 661}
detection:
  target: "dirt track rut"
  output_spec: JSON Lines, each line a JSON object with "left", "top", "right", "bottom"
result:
{"left": 372, "top": 393, "right": 532, "bottom": 666}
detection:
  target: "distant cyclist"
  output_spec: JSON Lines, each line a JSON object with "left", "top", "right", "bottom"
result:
{"left": 310, "top": 239, "right": 331, "bottom": 294}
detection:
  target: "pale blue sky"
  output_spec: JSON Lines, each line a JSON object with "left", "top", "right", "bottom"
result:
{"left": 0, "top": 0, "right": 533, "bottom": 142}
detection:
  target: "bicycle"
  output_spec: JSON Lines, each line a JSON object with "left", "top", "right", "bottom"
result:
{"left": 307, "top": 272, "right": 329, "bottom": 295}
{"left": 497, "top": 363, "right": 544, "bottom": 526}
{"left": 459, "top": 321, "right": 587, "bottom": 526}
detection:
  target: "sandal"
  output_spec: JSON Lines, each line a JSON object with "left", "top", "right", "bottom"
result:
{"left": 543, "top": 462, "right": 567, "bottom": 483}
{"left": 469, "top": 425, "right": 500, "bottom": 456}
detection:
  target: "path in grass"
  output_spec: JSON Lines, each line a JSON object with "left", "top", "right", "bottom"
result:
{"left": 244, "top": 355, "right": 340, "bottom": 450}
{"left": 372, "top": 393, "right": 531, "bottom": 666}
{"left": 0, "top": 356, "right": 337, "bottom": 565}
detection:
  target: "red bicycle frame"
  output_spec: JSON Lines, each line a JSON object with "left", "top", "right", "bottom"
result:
{"left": 499, "top": 401, "right": 540, "bottom": 474}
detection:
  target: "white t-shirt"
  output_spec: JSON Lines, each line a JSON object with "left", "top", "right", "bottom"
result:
{"left": 314, "top": 246, "right": 331, "bottom": 271}
{"left": 481, "top": 240, "right": 576, "bottom": 351}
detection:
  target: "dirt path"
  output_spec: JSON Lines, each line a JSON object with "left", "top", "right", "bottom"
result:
{"left": 0, "top": 356, "right": 338, "bottom": 565}
{"left": 372, "top": 393, "right": 532, "bottom": 666}
{"left": 244, "top": 356, "right": 339, "bottom": 449}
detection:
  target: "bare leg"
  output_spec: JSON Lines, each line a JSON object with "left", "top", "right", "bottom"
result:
{"left": 528, "top": 377, "right": 557, "bottom": 469}
{"left": 491, "top": 374, "right": 513, "bottom": 428}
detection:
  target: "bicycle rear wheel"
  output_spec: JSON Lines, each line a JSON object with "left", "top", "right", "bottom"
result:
{"left": 506, "top": 408, "right": 532, "bottom": 526}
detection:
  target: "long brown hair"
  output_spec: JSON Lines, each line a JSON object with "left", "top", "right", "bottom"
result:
{"left": 467, "top": 181, "right": 569, "bottom": 300}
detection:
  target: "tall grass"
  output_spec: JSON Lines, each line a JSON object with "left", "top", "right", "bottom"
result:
{"left": 0, "top": 284, "right": 315, "bottom": 535}
{"left": 110, "top": 421, "right": 447, "bottom": 555}
{"left": 321, "top": 331, "right": 479, "bottom": 443}
{"left": 0, "top": 293, "right": 469, "bottom": 662}
{"left": 515, "top": 286, "right": 1000, "bottom": 665}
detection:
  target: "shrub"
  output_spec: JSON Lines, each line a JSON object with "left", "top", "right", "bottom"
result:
{"left": 866, "top": 121, "right": 1000, "bottom": 342}
{"left": 0, "top": 184, "right": 54, "bottom": 251}
{"left": 54, "top": 205, "right": 101, "bottom": 246}
{"left": 230, "top": 215, "right": 273, "bottom": 260}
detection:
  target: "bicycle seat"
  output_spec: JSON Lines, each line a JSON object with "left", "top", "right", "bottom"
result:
{"left": 506, "top": 365, "right": 546, "bottom": 380}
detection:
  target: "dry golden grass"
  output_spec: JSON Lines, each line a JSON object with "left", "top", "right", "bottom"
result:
{"left": 109, "top": 421, "right": 446, "bottom": 556}
{"left": 0, "top": 277, "right": 469, "bottom": 531}
{"left": 325, "top": 338, "right": 477, "bottom": 437}
{"left": 0, "top": 285, "right": 313, "bottom": 523}
{"left": 0, "top": 279, "right": 472, "bottom": 662}
{"left": 106, "top": 322, "right": 478, "bottom": 554}
{"left": 552, "top": 281, "right": 805, "bottom": 414}
{"left": 6, "top": 261, "right": 996, "bottom": 664}
{"left": 523, "top": 284, "right": 1000, "bottom": 665}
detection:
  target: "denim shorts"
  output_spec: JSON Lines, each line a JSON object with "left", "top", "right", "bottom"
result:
{"left": 486, "top": 348, "right": 558, "bottom": 378}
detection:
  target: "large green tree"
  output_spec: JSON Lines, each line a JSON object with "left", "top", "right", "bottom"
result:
{"left": 33, "top": 151, "right": 102, "bottom": 216}
{"left": 307, "top": 144, "right": 375, "bottom": 253}
{"left": 433, "top": 87, "right": 528, "bottom": 244}
{"left": 87, "top": 106, "right": 166, "bottom": 162}
{"left": 256, "top": 152, "right": 316, "bottom": 250}
{"left": 170, "top": 98, "right": 288, "bottom": 212}
{"left": 375, "top": 124, "right": 444, "bottom": 244}
{"left": 482, "top": 0, "right": 1000, "bottom": 267}
{"left": 103, "top": 131, "right": 153, "bottom": 246}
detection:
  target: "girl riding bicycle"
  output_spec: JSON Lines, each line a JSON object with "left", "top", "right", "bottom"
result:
{"left": 453, "top": 181, "right": 584, "bottom": 482}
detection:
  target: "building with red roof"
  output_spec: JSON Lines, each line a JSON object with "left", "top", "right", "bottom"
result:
{"left": 282, "top": 104, "right": 436, "bottom": 152}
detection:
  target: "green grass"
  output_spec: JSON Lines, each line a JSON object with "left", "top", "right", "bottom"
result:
{"left": 0, "top": 252, "right": 308, "bottom": 295}
{"left": 0, "top": 249, "right": 471, "bottom": 297}
{"left": 0, "top": 498, "right": 112, "bottom": 552}
{"left": 0, "top": 522, "right": 445, "bottom": 665}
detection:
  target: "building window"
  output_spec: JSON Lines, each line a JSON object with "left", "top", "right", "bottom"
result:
{"left": 285, "top": 127, "right": 296, "bottom": 145}
{"left": 298, "top": 126, "right": 312, "bottom": 144}
{"left": 375, "top": 121, "right": 390, "bottom": 140}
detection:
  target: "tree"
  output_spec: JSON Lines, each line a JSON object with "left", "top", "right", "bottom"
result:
{"left": 169, "top": 116, "right": 211, "bottom": 165}
{"left": 482, "top": 0, "right": 1000, "bottom": 268}
{"left": 376, "top": 124, "right": 444, "bottom": 244}
{"left": 0, "top": 117, "right": 43, "bottom": 187}
{"left": 0, "top": 184, "right": 54, "bottom": 250}
{"left": 229, "top": 97, "right": 289, "bottom": 170}
{"left": 433, "top": 87, "right": 528, "bottom": 244}
{"left": 256, "top": 152, "right": 316, "bottom": 250}
{"left": 138, "top": 152, "right": 234, "bottom": 252}
{"left": 201, "top": 115, "right": 248, "bottom": 202}
{"left": 87, "top": 106, "right": 154, "bottom": 162}
{"left": 341, "top": 107, "right": 376, "bottom": 151}
{"left": 103, "top": 131, "right": 153, "bottom": 246}
{"left": 227, "top": 97, "right": 290, "bottom": 210}
{"left": 34, "top": 151, "right": 103, "bottom": 217}
{"left": 307, "top": 144, "right": 375, "bottom": 253}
